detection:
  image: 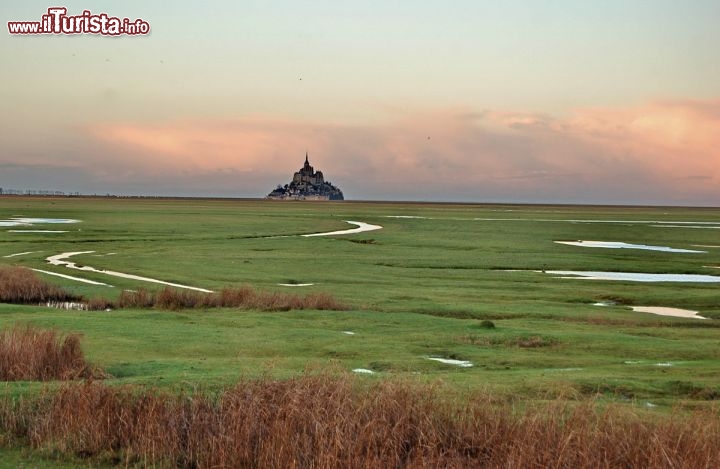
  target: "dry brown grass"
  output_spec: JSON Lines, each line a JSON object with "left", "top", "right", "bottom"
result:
{"left": 1, "top": 375, "right": 719, "bottom": 468}
{"left": 85, "top": 296, "right": 112, "bottom": 311}
{"left": 0, "top": 268, "right": 347, "bottom": 312}
{"left": 0, "top": 325, "right": 103, "bottom": 381}
{"left": 0, "top": 266, "right": 77, "bottom": 304}
{"left": 116, "top": 286, "right": 348, "bottom": 311}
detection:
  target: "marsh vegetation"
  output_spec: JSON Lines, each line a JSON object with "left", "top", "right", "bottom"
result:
{"left": 1, "top": 197, "right": 719, "bottom": 466}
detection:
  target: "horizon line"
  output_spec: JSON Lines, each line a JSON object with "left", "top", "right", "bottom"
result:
{"left": 1, "top": 193, "right": 717, "bottom": 210}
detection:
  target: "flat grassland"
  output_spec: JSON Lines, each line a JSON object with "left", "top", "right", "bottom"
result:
{"left": 0, "top": 197, "right": 719, "bottom": 465}
{"left": 1, "top": 196, "right": 719, "bottom": 396}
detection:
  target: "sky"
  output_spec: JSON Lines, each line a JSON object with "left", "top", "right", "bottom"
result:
{"left": 1, "top": 1, "right": 719, "bottom": 205}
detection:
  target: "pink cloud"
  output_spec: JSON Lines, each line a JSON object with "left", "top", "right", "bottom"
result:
{"left": 87, "top": 118, "right": 318, "bottom": 174}
{"left": 566, "top": 100, "right": 720, "bottom": 180}
{"left": 69, "top": 99, "right": 720, "bottom": 203}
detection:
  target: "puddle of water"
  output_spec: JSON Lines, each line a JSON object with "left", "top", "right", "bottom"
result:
{"left": 0, "top": 218, "right": 80, "bottom": 226}
{"left": 555, "top": 240, "right": 704, "bottom": 253}
{"left": 277, "top": 283, "right": 315, "bottom": 287}
{"left": 654, "top": 225, "right": 720, "bottom": 229}
{"left": 427, "top": 357, "right": 473, "bottom": 368}
{"left": 631, "top": 306, "right": 707, "bottom": 320}
{"left": 385, "top": 215, "right": 430, "bottom": 219}
{"left": 46, "top": 301, "right": 88, "bottom": 311}
{"left": 352, "top": 368, "right": 375, "bottom": 374}
{"left": 578, "top": 220, "right": 720, "bottom": 225}
{"left": 8, "top": 230, "right": 68, "bottom": 233}
{"left": 11, "top": 218, "right": 79, "bottom": 224}
{"left": 302, "top": 221, "right": 383, "bottom": 237}
{"left": 655, "top": 362, "right": 673, "bottom": 367}
{"left": 341, "top": 331, "right": 355, "bottom": 335}
{"left": 475, "top": 218, "right": 720, "bottom": 225}
{"left": 545, "top": 271, "right": 720, "bottom": 283}
{"left": 593, "top": 301, "right": 616, "bottom": 306}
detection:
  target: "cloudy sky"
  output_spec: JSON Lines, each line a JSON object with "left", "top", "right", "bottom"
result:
{"left": 1, "top": 1, "right": 719, "bottom": 204}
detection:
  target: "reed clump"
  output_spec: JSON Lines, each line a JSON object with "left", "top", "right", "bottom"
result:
{"left": 0, "top": 267, "right": 347, "bottom": 312}
{"left": 0, "top": 266, "right": 77, "bottom": 304}
{"left": 0, "top": 325, "right": 103, "bottom": 381}
{"left": 116, "top": 286, "right": 348, "bottom": 311}
{"left": 1, "top": 374, "right": 718, "bottom": 468}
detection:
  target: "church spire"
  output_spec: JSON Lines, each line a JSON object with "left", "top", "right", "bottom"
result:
{"left": 305, "top": 151, "right": 309, "bottom": 165}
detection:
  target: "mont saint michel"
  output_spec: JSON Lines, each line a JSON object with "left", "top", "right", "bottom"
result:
{"left": 266, "top": 153, "right": 344, "bottom": 200}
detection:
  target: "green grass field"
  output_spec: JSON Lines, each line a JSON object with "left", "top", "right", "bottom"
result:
{"left": 1, "top": 196, "right": 719, "bottom": 404}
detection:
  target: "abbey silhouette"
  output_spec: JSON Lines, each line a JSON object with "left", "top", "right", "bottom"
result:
{"left": 266, "top": 153, "right": 344, "bottom": 200}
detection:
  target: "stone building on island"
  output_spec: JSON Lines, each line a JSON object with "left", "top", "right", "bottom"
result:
{"left": 266, "top": 153, "right": 344, "bottom": 200}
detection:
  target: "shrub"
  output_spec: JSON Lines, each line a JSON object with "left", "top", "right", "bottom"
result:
{"left": 479, "top": 320, "right": 496, "bottom": 329}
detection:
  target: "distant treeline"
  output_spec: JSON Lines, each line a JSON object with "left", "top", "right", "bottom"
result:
{"left": 0, "top": 188, "right": 81, "bottom": 196}
{"left": 0, "top": 190, "right": 264, "bottom": 200}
